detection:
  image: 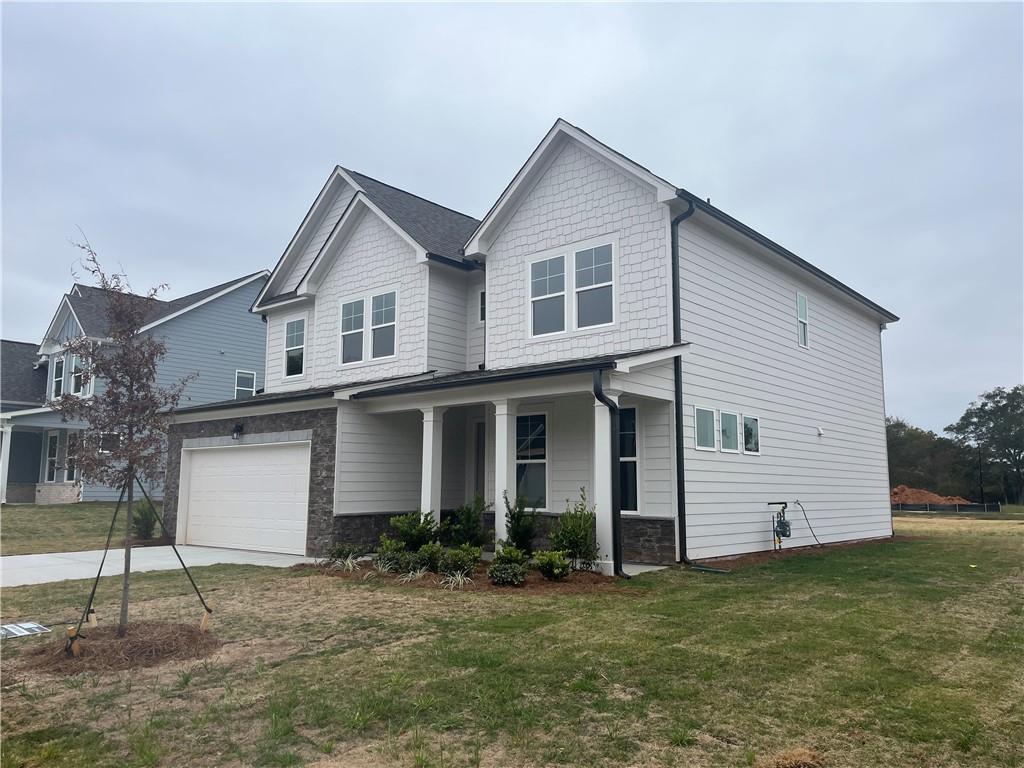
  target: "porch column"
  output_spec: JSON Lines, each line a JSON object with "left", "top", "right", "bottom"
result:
{"left": 593, "top": 393, "right": 618, "bottom": 574}
{"left": 0, "top": 423, "right": 11, "bottom": 505}
{"left": 420, "top": 406, "right": 446, "bottom": 523}
{"left": 492, "top": 399, "right": 517, "bottom": 548}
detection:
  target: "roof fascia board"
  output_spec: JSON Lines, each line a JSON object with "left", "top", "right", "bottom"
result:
{"left": 37, "top": 296, "right": 84, "bottom": 355}
{"left": 172, "top": 395, "right": 337, "bottom": 422}
{"left": 613, "top": 343, "right": 690, "bottom": 373}
{"left": 138, "top": 271, "right": 270, "bottom": 333}
{"left": 332, "top": 371, "right": 440, "bottom": 400}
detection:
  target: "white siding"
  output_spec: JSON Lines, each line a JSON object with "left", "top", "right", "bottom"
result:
{"left": 465, "top": 275, "right": 486, "bottom": 370}
{"left": 620, "top": 396, "right": 675, "bottom": 519}
{"left": 279, "top": 184, "right": 357, "bottom": 293}
{"left": 263, "top": 307, "right": 314, "bottom": 393}
{"left": 678, "top": 218, "right": 891, "bottom": 560}
{"left": 336, "top": 403, "right": 421, "bottom": 514}
{"left": 485, "top": 139, "right": 671, "bottom": 368}
{"left": 426, "top": 266, "right": 469, "bottom": 375}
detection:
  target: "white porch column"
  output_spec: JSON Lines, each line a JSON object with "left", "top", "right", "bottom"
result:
{"left": 420, "top": 407, "right": 446, "bottom": 523}
{"left": 593, "top": 393, "right": 617, "bottom": 574}
{"left": 0, "top": 423, "right": 12, "bottom": 505}
{"left": 492, "top": 399, "right": 517, "bottom": 547}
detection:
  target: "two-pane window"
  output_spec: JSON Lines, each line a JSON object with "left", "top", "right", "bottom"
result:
{"left": 51, "top": 357, "right": 64, "bottom": 399}
{"left": 619, "top": 407, "right": 638, "bottom": 512}
{"left": 284, "top": 319, "right": 305, "bottom": 377}
{"left": 45, "top": 432, "right": 59, "bottom": 482}
{"left": 529, "top": 242, "right": 615, "bottom": 337}
{"left": 66, "top": 432, "right": 79, "bottom": 481}
{"left": 575, "top": 244, "right": 614, "bottom": 328}
{"left": 371, "top": 292, "right": 397, "bottom": 358}
{"left": 341, "top": 299, "right": 364, "bottom": 363}
{"left": 515, "top": 414, "right": 547, "bottom": 509}
{"left": 797, "top": 293, "right": 809, "bottom": 348}
{"left": 235, "top": 371, "right": 256, "bottom": 399}
{"left": 530, "top": 256, "right": 565, "bottom": 336}
{"left": 339, "top": 291, "right": 397, "bottom": 364}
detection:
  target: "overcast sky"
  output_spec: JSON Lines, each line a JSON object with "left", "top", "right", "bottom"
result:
{"left": 2, "top": 2, "right": 1021, "bottom": 432}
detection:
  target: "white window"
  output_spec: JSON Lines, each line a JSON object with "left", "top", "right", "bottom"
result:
{"left": 45, "top": 432, "right": 59, "bottom": 482}
{"left": 234, "top": 371, "right": 256, "bottom": 399}
{"left": 619, "top": 407, "right": 638, "bottom": 512}
{"left": 284, "top": 319, "right": 305, "bottom": 377}
{"left": 479, "top": 291, "right": 486, "bottom": 323}
{"left": 371, "top": 291, "right": 397, "bottom": 359}
{"left": 719, "top": 411, "right": 739, "bottom": 453}
{"left": 340, "top": 299, "right": 364, "bottom": 364}
{"left": 694, "top": 407, "right": 716, "bottom": 451}
{"left": 797, "top": 293, "right": 809, "bottom": 348}
{"left": 66, "top": 432, "right": 79, "bottom": 482}
{"left": 530, "top": 255, "right": 565, "bottom": 336}
{"left": 515, "top": 413, "right": 547, "bottom": 509}
{"left": 71, "top": 356, "right": 84, "bottom": 395}
{"left": 99, "top": 432, "right": 120, "bottom": 454}
{"left": 743, "top": 415, "right": 761, "bottom": 454}
{"left": 574, "top": 243, "right": 614, "bottom": 328}
{"left": 51, "top": 357, "right": 64, "bottom": 399}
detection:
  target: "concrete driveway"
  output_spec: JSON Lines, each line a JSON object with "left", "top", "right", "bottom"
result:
{"left": 1, "top": 546, "right": 311, "bottom": 587}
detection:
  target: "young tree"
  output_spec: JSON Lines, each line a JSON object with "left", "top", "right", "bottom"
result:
{"left": 946, "top": 386, "right": 1024, "bottom": 504}
{"left": 53, "top": 243, "right": 192, "bottom": 636}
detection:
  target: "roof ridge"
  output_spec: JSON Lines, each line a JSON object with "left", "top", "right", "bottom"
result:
{"left": 343, "top": 167, "right": 480, "bottom": 224}
{"left": 1, "top": 339, "right": 41, "bottom": 347}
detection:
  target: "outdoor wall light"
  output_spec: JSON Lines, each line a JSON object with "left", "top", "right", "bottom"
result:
{"left": 231, "top": 423, "right": 244, "bottom": 441}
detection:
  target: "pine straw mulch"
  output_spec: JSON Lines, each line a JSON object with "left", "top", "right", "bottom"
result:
{"left": 17, "top": 621, "right": 221, "bottom": 675}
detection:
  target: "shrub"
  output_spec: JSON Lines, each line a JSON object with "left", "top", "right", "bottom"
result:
{"left": 493, "top": 544, "right": 529, "bottom": 567}
{"left": 487, "top": 561, "right": 527, "bottom": 587}
{"left": 534, "top": 550, "right": 571, "bottom": 581}
{"left": 439, "top": 544, "right": 482, "bottom": 577}
{"left": 375, "top": 535, "right": 407, "bottom": 570}
{"left": 329, "top": 543, "right": 368, "bottom": 562}
{"left": 389, "top": 511, "right": 438, "bottom": 551}
{"left": 503, "top": 491, "right": 537, "bottom": 555}
{"left": 442, "top": 495, "right": 490, "bottom": 547}
{"left": 416, "top": 541, "right": 445, "bottom": 573}
{"left": 131, "top": 499, "right": 158, "bottom": 541}
{"left": 550, "top": 489, "right": 600, "bottom": 570}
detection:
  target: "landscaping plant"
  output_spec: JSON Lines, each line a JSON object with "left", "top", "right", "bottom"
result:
{"left": 442, "top": 495, "right": 489, "bottom": 547}
{"left": 534, "top": 550, "right": 571, "bottom": 581}
{"left": 439, "top": 544, "right": 482, "bottom": 577}
{"left": 550, "top": 488, "right": 600, "bottom": 570}
{"left": 487, "top": 561, "right": 527, "bottom": 586}
{"left": 389, "top": 511, "right": 439, "bottom": 551}
{"left": 416, "top": 541, "right": 445, "bottom": 573}
{"left": 131, "top": 499, "right": 158, "bottom": 541}
{"left": 502, "top": 491, "right": 537, "bottom": 555}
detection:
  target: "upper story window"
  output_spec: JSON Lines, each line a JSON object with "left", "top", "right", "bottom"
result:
{"left": 619, "top": 407, "right": 638, "bottom": 512}
{"left": 529, "top": 240, "right": 616, "bottom": 338}
{"left": 371, "top": 291, "right": 397, "bottom": 359}
{"left": 284, "top": 319, "right": 305, "bottom": 377}
{"left": 235, "top": 370, "right": 256, "bottom": 399}
{"left": 51, "top": 357, "right": 65, "bottom": 399}
{"left": 70, "top": 354, "right": 91, "bottom": 396}
{"left": 341, "top": 299, "right": 364, "bottom": 364}
{"left": 339, "top": 290, "right": 398, "bottom": 366}
{"left": 479, "top": 291, "right": 486, "bottom": 323}
{"left": 797, "top": 293, "right": 809, "bottom": 348}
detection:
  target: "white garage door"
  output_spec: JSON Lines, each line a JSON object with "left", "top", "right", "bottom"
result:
{"left": 182, "top": 442, "right": 310, "bottom": 555}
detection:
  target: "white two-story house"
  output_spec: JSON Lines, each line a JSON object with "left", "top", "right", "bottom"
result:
{"left": 163, "top": 120, "right": 897, "bottom": 571}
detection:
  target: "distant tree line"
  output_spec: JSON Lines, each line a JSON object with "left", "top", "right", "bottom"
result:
{"left": 887, "top": 385, "right": 1023, "bottom": 504}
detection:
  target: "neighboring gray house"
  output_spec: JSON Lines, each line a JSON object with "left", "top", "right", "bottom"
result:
{"left": 0, "top": 271, "right": 269, "bottom": 504}
{"left": 162, "top": 119, "right": 898, "bottom": 570}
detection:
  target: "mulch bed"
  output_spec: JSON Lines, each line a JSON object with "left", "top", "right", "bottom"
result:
{"left": 698, "top": 535, "right": 914, "bottom": 570}
{"left": 17, "top": 621, "right": 221, "bottom": 675}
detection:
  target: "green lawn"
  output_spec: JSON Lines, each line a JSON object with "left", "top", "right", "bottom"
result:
{"left": 1, "top": 516, "right": 1021, "bottom": 767}
{"left": 0, "top": 502, "right": 162, "bottom": 556}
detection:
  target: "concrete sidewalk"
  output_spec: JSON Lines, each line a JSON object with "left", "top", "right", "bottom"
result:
{"left": 1, "top": 546, "right": 311, "bottom": 587}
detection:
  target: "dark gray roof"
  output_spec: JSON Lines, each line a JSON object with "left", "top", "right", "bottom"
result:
{"left": 1, "top": 340, "right": 47, "bottom": 410}
{"left": 343, "top": 169, "right": 480, "bottom": 262}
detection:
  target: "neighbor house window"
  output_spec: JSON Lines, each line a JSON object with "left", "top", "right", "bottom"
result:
{"left": 619, "top": 407, "right": 638, "bottom": 512}
{"left": 71, "top": 356, "right": 84, "bottom": 395}
{"left": 516, "top": 414, "right": 547, "bottom": 509}
{"left": 340, "top": 299, "right": 364, "bottom": 364}
{"left": 284, "top": 319, "right": 305, "bottom": 377}
{"left": 45, "top": 432, "right": 59, "bottom": 482}
{"left": 743, "top": 416, "right": 760, "bottom": 454}
{"left": 479, "top": 291, "right": 486, "bottom": 322}
{"left": 99, "top": 432, "right": 120, "bottom": 454}
{"left": 695, "top": 407, "right": 716, "bottom": 451}
{"left": 234, "top": 371, "right": 256, "bottom": 399}
{"left": 66, "top": 432, "right": 79, "bottom": 482}
{"left": 574, "top": 243, "right": 614, "bottom": 328}
{"left": 530, "top": 255, "right": 565, "bottom": 336}
{"left": 51, "top": 357, "right": 64, "bottom": 399}
{"left": 720, "top": 411, "right": 739, "bottom": 453}
{"left": 371, "top": 291, "right": 396, "bottom": 358}
{"left": 797, "top": 293, "right": 809, "bottom": 348}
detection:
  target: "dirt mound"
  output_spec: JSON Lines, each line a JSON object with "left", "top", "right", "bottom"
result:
{"left": 891, "top": 485, "right": 971, "bottom": 505}
{"left": 756, "top": 747, "right": 825, "bottom": 768}
{"left": 18, "top": 620, "right": 220, "bottom": 674}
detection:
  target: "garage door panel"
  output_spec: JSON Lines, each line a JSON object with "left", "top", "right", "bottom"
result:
{"left": 183, "top": 442, "right": 310, "bottom": 555}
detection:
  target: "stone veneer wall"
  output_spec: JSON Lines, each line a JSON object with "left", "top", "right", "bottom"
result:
{"left": 164, "top": 408, "right": 337, "bottom": 557}
{"left": 621, "top": 517, "right": 676, "bottom": 564}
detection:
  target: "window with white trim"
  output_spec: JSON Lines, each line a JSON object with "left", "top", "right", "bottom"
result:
{"left": 51, "top": 357, "right": 64, "bottom": 399}
{"left": 797, "top": 293, "right": 809, "bottom": 348}
{"left": 743, "top": 415, "right": 760, "bottom": 454}
{"left": 66, "top": 432, "right": 79, "bottom": 481}
{"left": 235, "top": 371, "right": 256, "bottom": 399}
{"left": 45, "top": 432, "right": 60, "bottom": 482}
{"left": 720, "top": 411, "right": 739, "bottom": 453}
{"left": 479, "top": 291, "right": 486, "bottom": 323}
{"left": 70, "top": 355, "right": 89, "bottom": 396}
{"left": 340, "top": 299, "right": 364, "bottom": 364}
{"left": 530, "top": 255, "right": 565, "bottom": 336}
{"left": 574, "top": 243, "right": 614, "bottom": 328}
{"left": 284, "top": 319, "right": 305, "bottom": 377}
{"left": 516, "top": 413, "right": 547, "bottom": 509}
{"left": 695, "top": 407, "right": 716, "bottom": 450}
{"left": 99, "top": 432, "right": 120, "bottom": 454}
{"left": 619, "top": 407, "right": 638, "bottom": 512}
{"left": 371, "top": 291, "right": 396, "bottom": 358}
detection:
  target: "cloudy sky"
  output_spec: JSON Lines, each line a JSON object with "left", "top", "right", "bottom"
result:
{"left": 2, "top": 2, "right": 1021, "bottom": 432}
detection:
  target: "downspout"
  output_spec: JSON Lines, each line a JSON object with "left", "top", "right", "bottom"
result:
{"left": 592, "top": 370, "right": 628, "bottom": 578}
{"left": 671, "top": 194, "right": 729, "bottom": 573}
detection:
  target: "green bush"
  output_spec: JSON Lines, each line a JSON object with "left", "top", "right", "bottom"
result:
{"left": 329, "top": 543, "right": 368, "bottom": 562}
{"left": 502, "top": 491, "right": 537, "bottom": 555}
{"left": 389, "top": 511, "right": 438, "bottom": 551}
{"left": 439, "top": 544, "right": 482, "bottom": 577}
{"left": 375, "top": 535, "right": 407, "bottom": 570}
{"left": 442, "top": 495, "right": 490, "bottom": 547}
{"left": 534, "top": 550, "right": 571, "bottom": 581}
{"left": 487, "top": 561, "right": 527, "bottom": 586}
{"left": 131, "top": 499, "right": 158, "bottom": 541}
{"left": 550, "top": 489, "right": 600, "bottom": 570}
{"left": 493, "top": 544, "right": 529, "bottom": 567}
{"left": 416, "top": 541, "right": 445, "bottom": 573}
